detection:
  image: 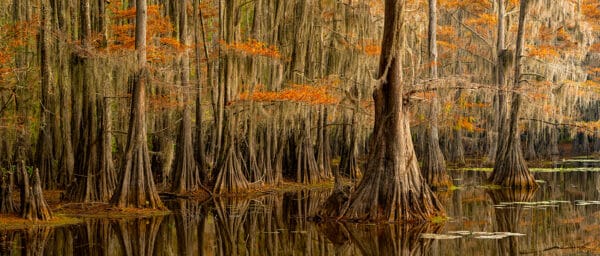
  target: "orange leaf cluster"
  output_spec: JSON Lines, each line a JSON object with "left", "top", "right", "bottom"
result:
{"left": 0, "top": 20, "right": 38, "bottom": 83}
{"left": 590, "top": 43, "right": 600, "bottom": 53}
{"left": 465, "top": 13, "right": 497, "bottom": 27}
{"left": 439, "top": 0, "right": 491, "bottom": 12}
{"left": 354, "top": 39, "right": 381, "bottom": 56}
{"left": 587, "top": 67, "right": 600, "bottom": 75}
{"left": 528, "top": 45, "right": 560, "bottom": 59}
{"left": 456, "top": 116, "right": 482, "bottom": 132}
{"left": 437, "top": 26, "right": 456, "bottom": 40}
{"left": 222, "top": 39, "right": 281, "bottom": 59}
{"left": 198, "top": 1, "right": 219, "bottom": 18}
{"left": 529, "top": 92, "right": 549, "bottom": 100}
{"left": 437, "top": 40, "right": 458, "bottom": 50}
{"left": 367, "top": 0, "right": 384, "bottom": 16}
{"left": 461, "top": 102, "right": 488, "bottom": 108}
{"left": 239, "top": 83, "right": 338, "bottom": 105}
{"left": 148, "top": 92, "right": 182, "bottom": 110}
{"left": 108, "top": 3, "right": 181, "bottom": 62}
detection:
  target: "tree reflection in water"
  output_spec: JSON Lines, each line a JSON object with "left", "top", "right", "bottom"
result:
{"left": 487, "top": 188, "right": 537, "bottom": 256}
{"left": 7, "top": 171, "right": 600, "bottom": 256}
{"left": 319, "top": 222, "right": 441, "bottom": 256}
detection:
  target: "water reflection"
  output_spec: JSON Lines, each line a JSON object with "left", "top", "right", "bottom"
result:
{"left": 487, "top": 188, "right": 537, "bottom": 256}
{"left": 3, "top": 169, "right": 600, "bottom": 255}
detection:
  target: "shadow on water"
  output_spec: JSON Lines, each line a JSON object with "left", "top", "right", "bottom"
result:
{"left": 6, "top": 168, "right": 600, "bottom": 255}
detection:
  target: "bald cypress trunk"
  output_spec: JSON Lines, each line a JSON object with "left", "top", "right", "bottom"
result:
{"left": 110, "top": 0, "right": 164, "bottom": 209}
{"left": 65, "top": 0, "right": 116, "bottom": 202}
{"left": 171, "top": 0, "right": 202, "bottom": 194}
{"left": 421, "top": 0, "right": 450, "bottom": 190}
{"left": 20, "top": 162, "right": 53, "bottom": 221}
{"left": 36, "top": 0, "right": 60, "bottom": 190}
{"left": 212, "top": 0, "right": 250, "bottom": 194}
{"left": 322, "top": 0, "right": 443, "bottom": 222}
{"left": 490, "top": 0, "right": 537, "bottom": 188}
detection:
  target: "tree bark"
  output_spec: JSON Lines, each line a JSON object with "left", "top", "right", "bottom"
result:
{"left": 110, "top": 0, "right": 164, "bottom": 209}
{"left": 321, "top": 0, "right": 444, "bottom": 222}
{"left": 422, "top": 0, "right": 451, "bottom": 190}
{"left": 490, "top": 0, "right": 537, "bottom": 188}
{"left": 36, "top": 0, "right": 60, "bottom": 190}
{"left": 65, "top": 0, "right": 116, "bottom": 202}
{"left": 20, "top": 163, "right": 53, "bottom": 221}
{"left": 171, "top": 0, "right": 202, "bottom": 194}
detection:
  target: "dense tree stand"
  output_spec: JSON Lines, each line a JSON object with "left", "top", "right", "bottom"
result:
{"left": 64, "top": 0, "right": 116, "bottom": 202}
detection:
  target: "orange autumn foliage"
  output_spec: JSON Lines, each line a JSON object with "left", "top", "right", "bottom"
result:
{"left": 238, "top": 77, "right": 340, "bottom": 105}
{"left": 239, "top": 85, "right": 337, "bottom": 105}
{"left": 456, "top": 116, "right": 482, "bottom": 132}
{"left": 528, "top": 45, "right": 560, "bottom": 59}
{"left": 222, "top": 39, "right": 281, "bottom": 59}
{"left": 465, "top": 13, "right": 497, "bottom": 27}
{"left": 108, "top": 3, "right": 183, "bottom": 63}
{"left": 0, "top": 19, "right": 38, "bottom": 82}
{"left": 439, "top": 0, "right": 491, "bottom": 12}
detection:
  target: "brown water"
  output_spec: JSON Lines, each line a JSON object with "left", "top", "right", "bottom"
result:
{"left": 2, "top": 168, "right": 600, "bottom": 255}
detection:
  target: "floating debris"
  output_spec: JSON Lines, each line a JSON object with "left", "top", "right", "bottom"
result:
{"left": 575, "top": 200, "right": 600, "bottom": 206}
{"left": 447, "top": 231, "right": 472, "bottom": 236}
{"left": 494, "top": 200, "right": 570, "bottom": 209}
{"left": 439, "top": 231, "right": 526, "bottom": 240}
{"left": 475, "top": 234, "right": 509, "bottom": 239}
{"left": 420, "top": 233, "right": 462, "bottom": 240}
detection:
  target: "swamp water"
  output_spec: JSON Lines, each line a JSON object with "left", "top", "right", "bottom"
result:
{"left": 3, "top": 165, "right": 600, "bottom": 255}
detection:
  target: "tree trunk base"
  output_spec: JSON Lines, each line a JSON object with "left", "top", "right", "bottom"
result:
{"left": 20, "top": 164, "right": 53, "bottom": 221}
{"left": 490, "top": 142, "right": 537, "bottom": 188}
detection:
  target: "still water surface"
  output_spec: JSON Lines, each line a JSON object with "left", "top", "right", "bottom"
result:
{"left": 2, "top": 168, "right": 600, "bottom": 255}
